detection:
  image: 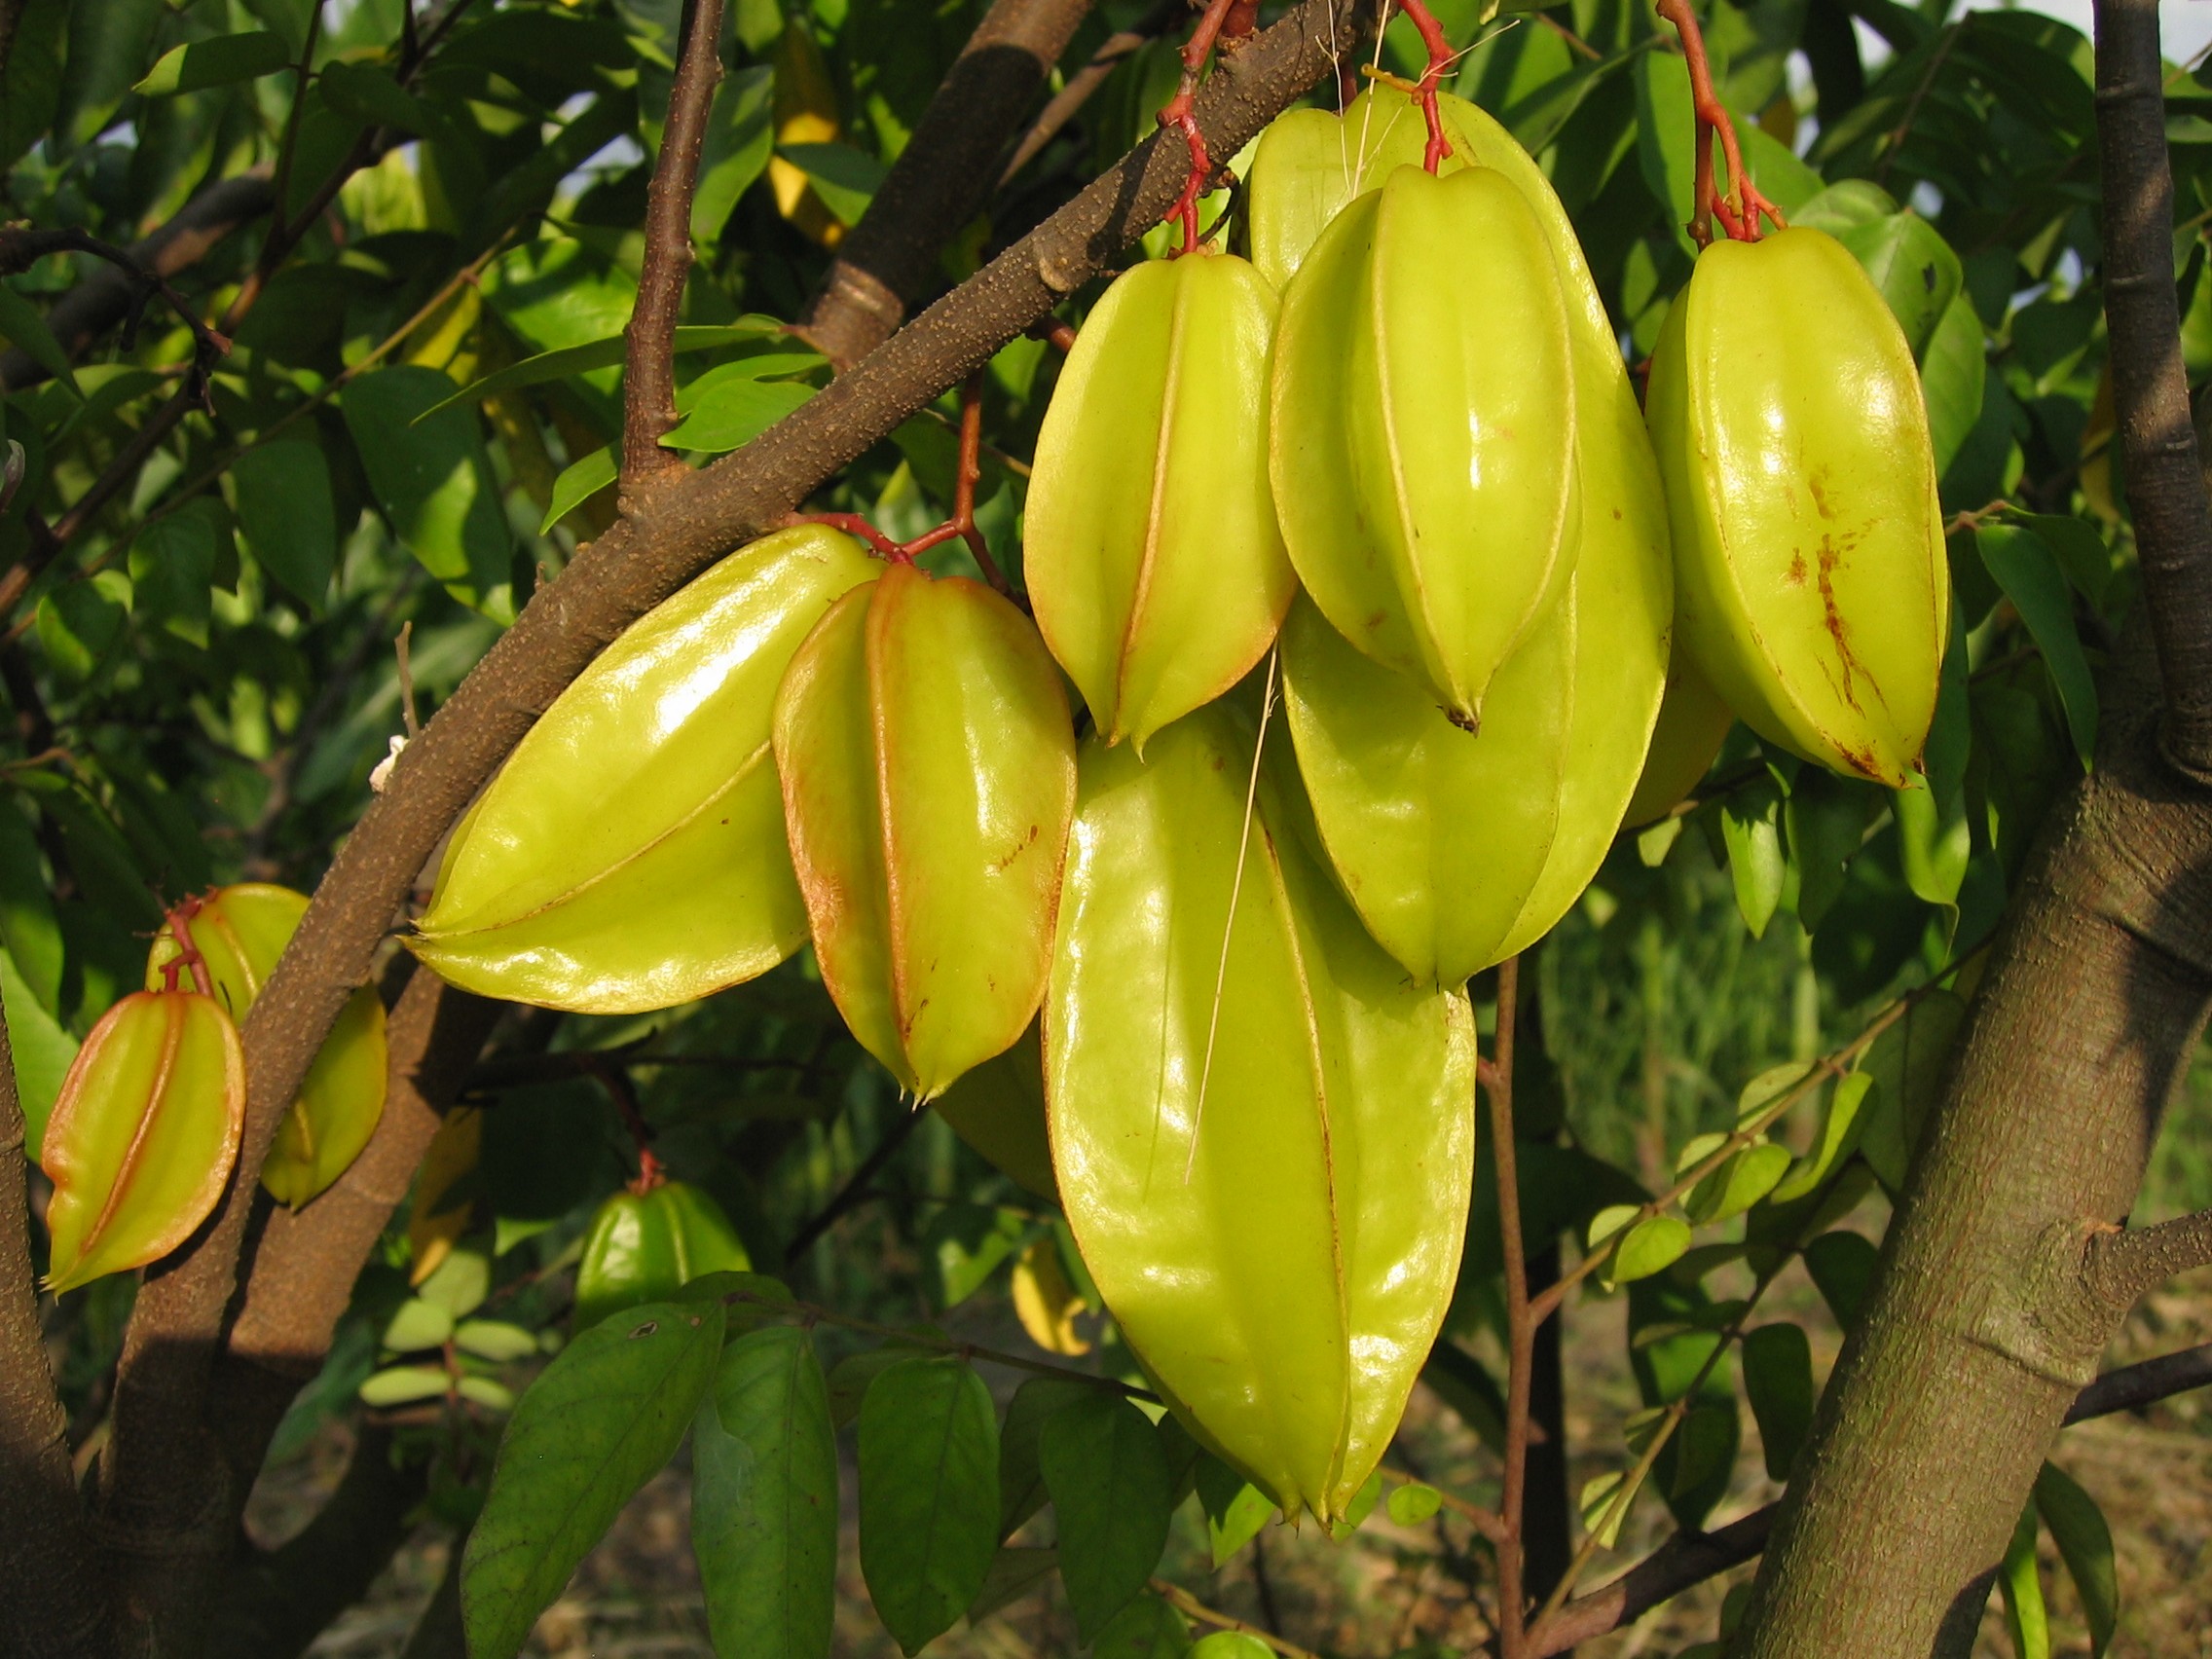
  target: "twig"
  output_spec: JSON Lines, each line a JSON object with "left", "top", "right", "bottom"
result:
{"left": 1872, "top": 18, "right": 1963, "bottom": 185}
{"left": 1151, "top": 1578, "right": 1324, "bottom": 1659}
{"left": 781, "top": 1102, "right": 932, "bottom": 1263}
{"left": 1527, "top": 1338, "right": 2212, "bottom": 1653}
{"left": 2094, "top": 0, "right": 2212, "bottom": 777}
{"left": 1490, "top": 955, "right": 1533, "bottom": 1656}
{"left": 0, "top": 228, "right": 231, "bottom": 406}
{"left": 724, "top": 1284, "right": 1154, "bottom": 1396}
{"left": 622, "top": 0, "right": 726, "bottom": 486}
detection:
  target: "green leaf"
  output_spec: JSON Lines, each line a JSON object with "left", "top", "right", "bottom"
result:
{"left": 1785, "top": 769, "right": 1872, "bottom": 931}
{"left": 966, "top": 1545, "right": 1059, "bottom": 1623}
{"left": 694, "top": 64, "right": 776, "bottom": 244}
{"left": 1634, "top": 47, "right": 1701, "bottom": 251}
{"left": 1833, "top": 212, "right": 1965, "bottom": 357}
{"left": 1683, "top": 1143, "right": 1791, "bottom": 1227}
{"left": 0, "top": 283, "right": 80, "bottom": 396}
{"left": 995, "top": 1376, "right": 1094, "bottom": 1536}
{"left": 0, "top": 944, "right": 76, "bottom": 1158}
{"left": 540, "top": 447, "right": 615, "bottom": 536}
{"left": 317, "top": 60, "right": 439, "bottom": 138}
{"left": 775, "top": 140, "right": 887, "bottom": 226}
{"left": 127, "top": 513, "right": 216, "bottom": 648}
{"left": 1094, "top": 1591, "right": 1192, "bottom": 1659}
{"left": 1921, "top": 292, "right": 1987, "bottom": 475}
{"left": 342, "top": 366, "right": 515, "bottom": 621}
{"left": 2034, "top": 1461, "right": 2118, "bottom": 1656}
{"left": 2014, "top": 513, "right": 2113, "bottom": 606}
{"left": 693, "top": 1326, "right": 838, "bottom": 1659}
{"left": 1769, "top": 1071, "right": 1876, "bottom": 1204}
{"left": 1977, "top": 524, "right": 2098, "bottom": 768}
{"left": 1195, "top": 1454, "right": 1273, "bottom": 1567}
{"left": 1803, "top": 1230, "right": 1880, "bottom": 1326}
{"left": 1741, "top": 1323, "right": 1815, "bottom": 1481}
{"left": 418, "top": 1248, "right": 491, "bottom": 1318}
{"left": 1999, "top": 1503, "right": 2050, "bottom": 1659}
{"left": 1858, "top": 990, "right": 1967, "bottom": 1193}
{"left": 1610, "top": 1214, "right": 1692, "bottom": 1284}
{"left": 0, "top": 800, "right": 60, "bottom": 1017}
{"left": 383, "top": 1298, "right": 455, "bottom": 1352}
{"left": 358, "top": 1364, "right": 452, "bottom": 1406}
{"left": 1896, "top": 609, "right": 1972, "bottom": 910}
{"left": 662, "top": 377, "right": 815, "bottom": 454}
{"left": 462, "top": 1302, "right": 725, "bottom": 1659}
{"left": 1720, "top": 775, "right": 1787, "bottom": 939}
{"left": 454, "top": 1320, "right": 540, "bottom": 1362}
{"left": 922, "top": 1203, "right": 1026, "bottom": 1312}
{"left": 0, "top": 0, "right": 66, "bottom": 172}
{"left": 1039, "top": 1392, "right": 1175, "bottom": 1640}
{"left": 232, "top": 440, "right": 337, "bottom": 608}
{"left": 1189, "top": 1636, "right": 1272, "bottom": 1659}
{"left": 857, "top": 1355, "right": 1000, "bottom": 1655}
{"left": 1386, "top": 1482, "right": 1443, "bottom": 1525}
{"left": 133, "top": 31, "right": 293, "bottom": 96}
{"left": 417, "top": 321, "right": 787, "bottom": 421}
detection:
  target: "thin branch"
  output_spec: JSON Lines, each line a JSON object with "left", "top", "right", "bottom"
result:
{"left": 1151, "top": 1578, "right": 1325, "bottom": 1659}
{"left": 97, "top": 2, "right": 1367, "bottom": 1638}
{"left": 803, "top": 0, "right": 1096, "bottom": 369}
{"left": 0, "top": 228, "right": 231, "bottom": 405}
{"left": 1490, "top": 956, "right": 1533, "bottom": 1657}
{"left": 2087, "top": 1206, "right": 2212, "bottom": 1309}
{"left": 1000, "top": 0, "right": 1184, "bottom": 185}
{"left": 2095, "top": 0, "right": 2212, "bottom": 776}
{"left": 622, "top": 0, "right": 726, "bottom": 486}
{"left": 782, "top": 1103, "right": 932, "bottom": 1264}
{"left": 1527, "top": 1338, "right": 2212, "bottom": 1654}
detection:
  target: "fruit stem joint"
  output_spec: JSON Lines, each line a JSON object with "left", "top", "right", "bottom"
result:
{"left": 1654, "top": 0, "right": 1787, "bottom": 247}
{"left": 1154, "top": 0, "right": 1260, "bottom": 254}
{"left": 1392, "top": 0, "right": 1457, "bottom": 172}
{"left": 159, "top": 894, "right": 215, "bottom": 999}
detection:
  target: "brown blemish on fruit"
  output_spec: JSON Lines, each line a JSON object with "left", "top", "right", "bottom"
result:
{"left": 994, "top": 823, "right": 1041, "bottom": 871}
{"left": 1787, "top": 550, "right": 1808, "bottom": 587}
{"left": 1807, "top": 466, "right": 1836, "bottom": 521}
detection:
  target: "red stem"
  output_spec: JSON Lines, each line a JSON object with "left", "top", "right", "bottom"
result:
{"left": 160, "top": 894, "right": 216, "bottom": 1000}
{"left": 1154, "top": 0, "right": 1248, "bottom": 254}
{"left": 1394, "top": 0, "right": 1456, "bottom": 170}
{"left": 1487, "top": 955, "right": 1533, "bottom": 1656}
{"left": 1655, "top": 0, "right": 1785, "bottom": 245}
{"left": 586, "top": 1056, "right": 666, "bottom": 1194}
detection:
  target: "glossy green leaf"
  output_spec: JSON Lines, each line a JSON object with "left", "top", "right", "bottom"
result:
{"left": 1896, "top": 609, "right": 1973, "bottom": 910}
{"left": 1803, "top": 1230, "right": 1881, "bottom": 1326}
{"left": 134, "top": 30, "right": 292, "bottom": 95}
{"left": 1196, "top": 1455, "right": 1273, "bottom": 1567}
{"left": 934, "top": 1022, "right": 1056, "bottom": 1200}
{"left": 1039, "top": 1392, "right": 1174, "bottom": 1640}
{"left": 1048, "top": 706, "right": 1476, "bottom": 1522}
{"left": 36, "top": 572, "right": 129, "bottom": 681}
{"left": 358, "top": 1364, "right": 452, "bottom": 1406}
{"left": 1720, "top": 775, "right": 1787, "bottom": 939}
{"left": 996, "top": 1376, "right": 1095, "bottom": 1537}
{"left": 1190, "top": 1635, "right": 1272, "bottom": 1659}
{"left": 455, "top": 1319, "right": 539, "bottom": 1362}
{"left": 1684, "top": 1143, "right": 1791, "bottom": 1226}
{"left": 1977, "top": 524, "right": 2098, "bottom": 768}
{"left": 967, "top": 1546, "right": 1058, "bottom": 1623}
{"left": 1922, "top": 292, "right": 1988, "bottom": 476}
{"left": 541, "top": 445, "right": 615, "bottom": 535}
{"left": 693, "top": 64, "right": 776, "bottom": 242}
{"left": 1786, "top": 769, "right": 1874, "bottom": 932}
{"left": 1094, "top": 1592, "right": 1192, "bottom": 1659}
{"left": 1770, "top": 1071, "right": 1877, "bottom": 1204}
{"left": 462, "top": 1302, "right": 724, "bottom": 1659}
{"left": 384, "top": 1297, "right": 455, "bottom": 1352}
{"left": 1742, "top": 1322, "right": 1815, "bottom": 1481}
{"left": 774, "top": 564, "right": 1075, "bottom": 1098}
{"left": 571, "top": 1181, "right": 752, "bottom": 1333}
{"left": 1999, "top": 1503, "right": 2050, "bottom": 1659}
{"left": 1025, "top": 254, "right": 1294, "bottom": 751}
{"left": 1609, "top": 1213, "right": 1692, "bottom": 1284}
{"left": 341, "top": 365, "right": 514, "bottom": 621}
{"left": 2035, "top": 1461, "right": 2117, "bottom": 1656}
{"left": 1859, "top": 989, "right": 1967, "bottom": 1192}
{"left": 693, "top": 1325, "right": 838, "bottom": 1659}
{"left": 424, "top": 323, "right": 787, "bottom": 421}
{"left": 1386, "top": 1482, "right": 1443, "bottom": 1525}
{"left": 857, "top": 1355, "right": 1000, "bottom": 1656}
{"left": 1834, "top": 211, "right": 1965, "bottom": 357}
{"left": 0, "top": 946, "right": 75, "bottom": 1158}
{"left": 0, "top": 282, "right": 79, "bottom": 395}
{"left": 54, "top": 0, "right": 163, "bottom": 147}
{"left": 128, "top": 512, "right": 215, "bottom": 648}
{"left": 419, "top": 1248, "right": 491, "bottom": 1317}
{"left": 662, "top": 376, "right": 815, "bottom": 454}
{"left": 417, "top": 525, "right": 876, "bottom": 1013}
{"left": 0, "top": 799, "right": 60, "bottom": 1016}
{"left": 775, "top": 141, "right": 885, "bottom": 224}
{"left": 232, "top": 440, "right": 338, "bottom": 608}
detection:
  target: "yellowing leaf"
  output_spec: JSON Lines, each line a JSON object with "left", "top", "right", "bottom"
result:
{"left": 1012, "top": 1236, "right": 1089, "bottom": 1356}
{"left": 409, "top": 1105, "right": 482, "bottom": 1285}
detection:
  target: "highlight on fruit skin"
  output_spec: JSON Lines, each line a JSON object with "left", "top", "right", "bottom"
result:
{"left": 1045, "top": 704, "right": 1476, "bottom": 1524}
{"left": 773, "top": 561, "right": 1077, "bottom": 1101}
{"left": 1024, "top": 251, "right": 1295, "bottom": 754}
{"left": 1645, "top": 225, "right": 1947, "bottom": 788}
{"left": 411, "top": 524, "right": 879, "bottom": 1014}
{"left": 1271, "top": 159, "right": 1579, "bottom": 728}
{"left": 39, "top": 989, "right": 245, "bottom": 1293}
{"left": 147, "top": 883, "right": 387, "bottom": 1208}
{"left": 571, "top": 1179, "right": 752, "bottom": 1334}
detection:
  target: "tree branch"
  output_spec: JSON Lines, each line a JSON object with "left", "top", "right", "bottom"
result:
{"left": 1488, "top": 957, "right": 1534, "bottom": 1657}
{"left": 2096, "top": 0, "right": 2212, "bottom": 776}
{"left": 1000, "top": 0, "right": 1185, "bottom": 187}
{"left": 800, "top": 0, "right": 1095, "bottom": 369}
{"left": 2086, "top": 1207, "right": 2212, "bottom": 1309}
{"left": 94, "top": 2, "right": 1370, "bottom": 1644}
{"left": 0, "top": 229, "right": 232, "bottom": 403}
{"left": 1530, "top": 1339, "right": 2212, "bottom": 1654}
{"left": 621, "top": 0, "right": 727, "bottom": 487}
{"left": 0, "top": 979, "right": 108, "bottom": 1654}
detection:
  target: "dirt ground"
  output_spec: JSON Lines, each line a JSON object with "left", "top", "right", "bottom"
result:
{"left": 272, "top": 1257, "right": 2212, "bottom": 1659}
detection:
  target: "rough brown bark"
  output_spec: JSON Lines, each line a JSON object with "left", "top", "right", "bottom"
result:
{"left": 1732, "top": 1, "right": 2212, "bottom": 1651}
{"left": 92, "top": 5, "right": 1370, "bottom": 1651}
{"left": 800, "top": 0, "right": 1095, "bottom": 368}
{"left": 0, "top": 990, "right": 108, "bottom": 1658}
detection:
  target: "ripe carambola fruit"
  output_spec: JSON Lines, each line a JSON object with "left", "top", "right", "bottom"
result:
{"left": 1247, "top": 106, "right": 1353, "bottom": 293}
{"left": 413, "top": 525, "right": 879, "bottom": 1013}
{"left": 1024, "top": 253, "right": 1294, "bottom": 752}
{"left": 1263, "top": 91, "right": 1672, "bottom": 972}
{"left": 1271, "top": 160, "right": 1578, "bottom": 727}
{"left": 774, "top": 562, "right": 1076, "bottom": 1100}
{"left": 571, "top": 1179, "right": 751, "bottom": 1334}
{"left": 1623, "top": 651, "right": 1735, "bottom": 829}
{"left": 40, "top": 989, "right": 244, "bottom": 1291}
{"left": 147, "top": 884, "right": 387, "bottom": 1207}
{"left": 1645, "top": 227, "right": 1946, "bottom": 787}
{"left": 1046, "top": 706, "right": 1476, "bottom": 1522}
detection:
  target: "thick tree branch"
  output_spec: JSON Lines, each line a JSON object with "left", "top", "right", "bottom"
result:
{"left": 0, "top": 986, "right": 108, "bottom": 1656}
{"left": 2086, "top": 1206, "right": 2212, "bottom": 1308}
{"left": 801, "top": 0, "right": 1095, "bottom": 369}
{"left": 0, "top": 229, "right": 232, "bottom": 401}
{"left": 94, "top": 4, "right": 1369, "bottom": 1649}
{"left": 621, "top": 0, "right": 727, "bottom": 486}
{"left": 1531, "top": 1339, "right": 2212, "bottom": 1653}
{"left": 2096, "top": 0, "right": 2212, "bottom": 775}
